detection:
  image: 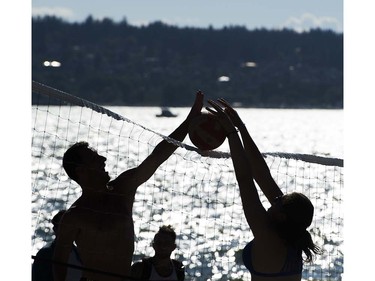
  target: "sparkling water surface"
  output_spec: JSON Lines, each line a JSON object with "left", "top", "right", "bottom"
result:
{"left": 114, "top": 107, "right": 343, "bottom": 158}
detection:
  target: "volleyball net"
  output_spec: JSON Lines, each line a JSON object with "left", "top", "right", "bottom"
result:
{"left": 31, "top": 81, "right": 343, "bottom": 281}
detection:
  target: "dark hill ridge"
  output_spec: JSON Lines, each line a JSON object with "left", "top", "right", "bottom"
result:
{"left": 32, "top": 16, "right": 343, "bottom": 108}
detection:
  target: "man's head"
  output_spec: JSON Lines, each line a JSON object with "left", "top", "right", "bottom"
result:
{"left": 63, "top": 142, "right": 110, "bottom": 187}
{"left": 63, "top": 142, "right": 89, "bottom": 182}
{"left": 152, "top": 225, "right": 177, "bottom": 258}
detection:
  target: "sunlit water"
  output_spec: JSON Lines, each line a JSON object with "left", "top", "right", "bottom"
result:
{"left": 114, "top": 107, "right": 343, "bottom": 158}
{"left": 31, "top": 105, "right": 343, "bottom": 281}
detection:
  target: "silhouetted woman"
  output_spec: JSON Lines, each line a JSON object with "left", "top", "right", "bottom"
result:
{"left": 207, "top": 99, "right": 321, "bottom": 281}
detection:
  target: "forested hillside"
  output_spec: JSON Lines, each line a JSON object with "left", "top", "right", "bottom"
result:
{"left": 32, "top": 16, "right": 343, "bottom": 108}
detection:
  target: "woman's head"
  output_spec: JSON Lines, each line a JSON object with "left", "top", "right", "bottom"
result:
{"left": 271, "top": 192, "right": 321, "bottom": 261}
{"left": 281, "top": 192, "right": 314, "bottom": 229}
{"left": 152, "top": 225, "right": 177, "bottom": 258}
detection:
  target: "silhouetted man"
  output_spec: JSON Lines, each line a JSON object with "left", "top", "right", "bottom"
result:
{"left": 53, "top": 92, "right": 203, "bottom": 281}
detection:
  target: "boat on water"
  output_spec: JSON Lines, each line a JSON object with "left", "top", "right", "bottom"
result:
{"left": 156, "top": 107, "right": 178, "bottom": 117}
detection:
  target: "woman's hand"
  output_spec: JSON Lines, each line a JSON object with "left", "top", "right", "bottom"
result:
{"left": 217, "top": 98, "right": 245, "bottom": 128}
{"left": 206, "top": 99, "right": 237, "bottom": 135}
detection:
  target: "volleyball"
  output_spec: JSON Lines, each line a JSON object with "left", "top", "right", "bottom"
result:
{"left": 188, "top": 112, "right": 226, "bottom": 150}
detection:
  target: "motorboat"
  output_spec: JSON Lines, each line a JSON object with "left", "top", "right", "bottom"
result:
{"left": 156, "top": 107, "right": 177, "bottom": 117}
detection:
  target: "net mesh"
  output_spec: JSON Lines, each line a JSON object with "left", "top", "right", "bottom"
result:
{"left": 31, "top": 81, "right": 343, "bottom": 281}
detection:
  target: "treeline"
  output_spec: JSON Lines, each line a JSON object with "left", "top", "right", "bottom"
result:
{"left": 32, "top": 16, "right": 343, "bottom": 108}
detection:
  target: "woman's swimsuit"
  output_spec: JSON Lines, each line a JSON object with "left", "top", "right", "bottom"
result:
{"left": 242, "top": 240, "right": 302, "bottom": 277}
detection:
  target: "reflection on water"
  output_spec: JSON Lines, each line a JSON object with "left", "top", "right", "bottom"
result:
{"left": 32, "top": 105, "right": 343, "bottom": 281}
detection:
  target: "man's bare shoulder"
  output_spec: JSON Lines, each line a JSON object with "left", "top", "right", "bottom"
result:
{"left": 108, "top": 167, "right": 142, "bottom": 192}
{"left": 112, "top": 167, "right": 138, "bottom": 182}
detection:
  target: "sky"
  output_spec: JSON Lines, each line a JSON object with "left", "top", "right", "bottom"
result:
{"left": 32, "top": 0, "right": 343, "bottom": 33}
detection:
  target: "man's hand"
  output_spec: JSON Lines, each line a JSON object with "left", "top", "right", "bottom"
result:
{"left": 186, "top": 90, "right": 204, "bottom": 121}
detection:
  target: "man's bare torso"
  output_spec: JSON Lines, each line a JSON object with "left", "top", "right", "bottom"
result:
{"left": 69, "top": 186, "right": 135, "bottom": 280}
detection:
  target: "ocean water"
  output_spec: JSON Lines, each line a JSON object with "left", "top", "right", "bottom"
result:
{"left": 31, "top": 105, "right": 343, "bottom": 281}
{"left": 114, "top": 107, "right": 343, "bottom": 159}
